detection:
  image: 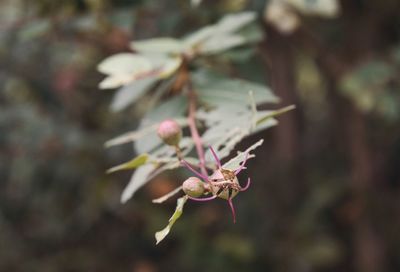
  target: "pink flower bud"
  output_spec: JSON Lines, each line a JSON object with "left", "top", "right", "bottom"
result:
{"left": 182, "top": 177, "right": 205, "bottom": 197}
{"left": 157, "top": 119, "right": 182, "bottom": 146}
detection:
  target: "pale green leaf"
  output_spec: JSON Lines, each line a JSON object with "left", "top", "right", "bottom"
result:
{"left": 105, "top": 124, "right": 158, "bottom": 148}
{"left": 99, "top": 76, "right": 127, "bottom": 89}
{"left": 193, "top": 70, "right": 279, "bottom": 107}
{"left": 200, "top": 34, "right": 246, "bottom": 54}
{"left": 152, "top": 186, "right": 183, "bottom": 204}
{"left": 98, "top": 53, "right": 152, "bottom": 76}
{"left": 155, "top": 196, "right": 188, "bottom": 244}
{"left": 265, "top": 0, "right": 300, "bottom": 34}
{"left": 222, "top": 139, "right": 264, "bottom": 171}
{"left": 107, "top": 153, "right": 149, "bottom": 174}
{"left": 183, "top": 11, "right": 257, "bottom": 54}
{"left": 183, "top": 26, "right": 216, "bottom": 48}
{"left": 104, "top": 118, "right": 187, "bottom": 148}
{"left": 130, "top": 37, "right": 184, "bottom": 54}
{"left": 255, "top": 105, "right": 296, "bottom": 126}
{"left": 158, "top": 57, "right": 182, "bottom": 78}
{"left": 287, "top": 0, "right": 340, "bottom": 17}
{"left": 216, "top": 11, "right": 257, "bottom": 34}
{"left": 135, "top": 96, "right": 188, "bottom": 154}
{"left": 121, "top": 164, "right": 156, "bottom": 203}
{"left": 110, "top": 77, "right": 158, "bottom": 112}
{"left": 237, "top": 23, "right": 264, "bottom": 43}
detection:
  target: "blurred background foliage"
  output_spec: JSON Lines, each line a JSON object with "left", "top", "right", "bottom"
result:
{"left": 1, "top": 0, "right": 400, "bottom": 271}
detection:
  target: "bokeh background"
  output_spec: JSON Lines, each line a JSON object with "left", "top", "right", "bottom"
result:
{"left": 1, "top": 0, "right": 400, "bottom": 271}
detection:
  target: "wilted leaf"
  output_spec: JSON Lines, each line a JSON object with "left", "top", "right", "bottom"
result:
{"left": 107, "top": 153, "right": 149, "bottom": 174}
{"left": 110, "top": 77, "right": 158, "bottom": 112}
{"left": 155, "top": 196, "right": 188, "bottom": 244}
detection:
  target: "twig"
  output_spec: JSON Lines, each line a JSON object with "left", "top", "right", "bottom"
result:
{"left": 187, "top": 81, "right": 208, "bottom": 179}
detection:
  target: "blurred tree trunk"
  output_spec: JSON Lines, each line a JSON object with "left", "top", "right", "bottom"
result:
{"left": 299, "top": 8, "right": 388, "bottom": 269}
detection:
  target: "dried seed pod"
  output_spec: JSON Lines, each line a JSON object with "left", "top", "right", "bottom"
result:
{"left": 209, "top": 169, "right": 240, "bottom": 200}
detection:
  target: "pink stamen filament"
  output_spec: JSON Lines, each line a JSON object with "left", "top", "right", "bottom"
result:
{"left": 239, "top": 177, "right": 251, "bottom": 191}
{"left": 234, "top": 152, "right": 249, "bottom": 175}
{"left": 188, "top": 195, "right": 217, "bottom": 202}
{"left": 181, "top": 159, "right": 209, "bottom": 181}
{"left": 209, "top": 145, "right": 222, "bottom": 168}
{"left": 228, "top": 198, "right": 236, "bottom": 223}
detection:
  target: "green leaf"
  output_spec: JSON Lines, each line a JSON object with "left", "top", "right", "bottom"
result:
{"left": 265, "top": 0, "right": 300, "bottom": 34}
{"left": 105, "top": 124, "right": 158, "bottom": 148}
{"left": 134, "top": 96, "right": 188, "bottom": 154}
{"left": 104, "top": 117, "right": 187, "bottom": 148}
{"left": 255, "top": 105, "right": 296, "bottom": 126}
{"left": 152, "top": 186, "right": 183, "bottom": 204}
{"left": 222, "top": 139, "right": 264, "bottom": 171}
{"left": 107, "top": 153, "right": 149, "bottom": 174}
{"left": 237, "top": 23, "right": 264, "bottom": 44}
{"left": 183, "top": 25, "right": 216, "bottom": 48}
{"left": 155, "top": 196, "right": 188, "bottom": 245}
{"left": 98, "top": 53, "right": 153, "bottom": 89}
{"left": 200, "top": 34, "right": 246, "bottom": 54}
{"left": 110, "top": 77, "right": 158, "bottom": 112}
{"left": 121, "top": 164, "right": 156, "bottom": 203}
{"left": 98, "top": 53, "right": 152, "bottom": 76}
{"left": 287, "top": 0, "right": 340, "bottom": 17}
{"left": 193, "top": 70, "right": 279, "bottom": 108}
{"left": 220, "top": 48, "right": 256, "bottom": 63}
{"left": 18, "top": 19, "right": 51, "bottom": 41}
{"left": 130, "top": 38, "right": 184, "bottom": 54}
{"left": 199, "top": 95, "right": 288, "bottom": 163}
{"left": 215, "top": 11, "right": 257, "bottom": 34}
{"left": 183, "top": 11, "right": 257, "bottom": 54}
{"left": 340, "top": 60, "right": 396, "bottom": 116}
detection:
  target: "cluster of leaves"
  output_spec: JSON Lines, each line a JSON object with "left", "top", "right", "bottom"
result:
{"left": 264, "top": 0, "right": 340, "bottom": 34}
{"left": 99, "top": 11, "right": 293, "bottom": 243}
{"left": 340, "top": 46, "right": 400, "bottom": 121}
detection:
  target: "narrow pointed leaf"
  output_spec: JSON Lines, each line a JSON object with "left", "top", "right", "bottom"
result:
{"left": 121, "top": 164, "right": 156, "bottom": 203}
{"left": 223, "top": 139, "right": 264, "bottom": 171}
{"left": 155, "top": 196, "right": 188, "bottom": 244}
{"left": 110, "top": 77, "right": 158, "bottom": 112}
{"left": 152, "top": 186, "right": 183, "bottom": 204}
{"left": 107, "top": 154, "right": 149, "bottom": 174}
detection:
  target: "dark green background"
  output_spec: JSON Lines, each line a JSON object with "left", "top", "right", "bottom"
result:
{"left": 1, "top": 0, "right": 400, "bottom": 271}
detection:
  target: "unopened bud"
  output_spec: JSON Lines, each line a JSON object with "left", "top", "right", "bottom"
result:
{"left": 157, "top": 119, "right": 182, "bottom": 146}
{"left": 182, "top": 177, "right": 205, "bottom": 197}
